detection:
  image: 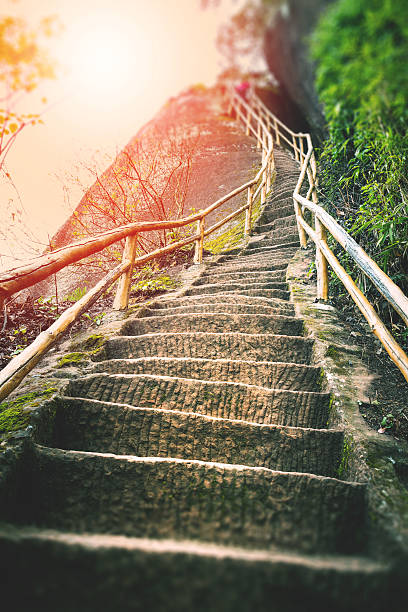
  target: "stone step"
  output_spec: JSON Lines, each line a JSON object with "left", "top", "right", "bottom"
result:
{"left": 184, "top": 284, "right": 290, "bottom": 300}
{"left": 197, "top": 270, "right": 286, "bottom": 285}
{"left": 260, "top": 205, "right": 296, "bottom": 224}
{"left": 0, "top": 524, "right": 390, "bottom": 612}
{"left": 218, "top": 248, "right": 297, "bottom": 265}
{"left": 99, "top": 333, "right": 314, "bottom": 364}
{"left": 246, "top": 234, "right": 299, "bottom": 250}
{"left": 66, "top": 373, "right": 331, "bottom": 428}
{"left": 253, "top": 216, "right": 297, "bottom": 235}
{"left": 145, "top": 302, "right": 293, "bottom": 317}
{"left": 39, "top": 397, "right": 343, "bottom": 476}
{"left": 90, "top": 356, "right": 321, "bottom": 390}
{"left": 236, "top": 243, "right": 298, "bottom": 258}
{"left": 208, "top": 261, "right": 288, "bottom": 273}
{"left": 121, "top": 312, "right": 301, "bottom": 337}
{"left": 11, "top": 445, "right": 367, "bottom": 555}
{"left": 155, "top": 294, "right": 295, "bottom": 313}
{"left": 240, "top": 242, "right": 299, "bottom": 258}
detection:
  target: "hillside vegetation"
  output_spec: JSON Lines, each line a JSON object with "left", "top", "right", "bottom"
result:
{"left": 310, "top": 0, "right": 408, "bottom": 342}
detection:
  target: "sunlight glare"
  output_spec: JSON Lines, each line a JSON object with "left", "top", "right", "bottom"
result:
{"left": 60, "top": 14, "right": 151, "bottom": 103}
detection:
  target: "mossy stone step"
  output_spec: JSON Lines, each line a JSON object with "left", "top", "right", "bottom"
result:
{"left": 11, "top": 445, "right": 366, "bottom": 555}
{"left": 90, "top": 356, "right": 321, "bottom": 391}
{"left": 0, "top": 525, "right": 391, "bottom": 612}
{"left": 66, "top": 373, "right": 331, "bottom": 428}
{"left": 38, "top": 397, "right": 343, "bottom": 476}
{"left": 100, "top": 332, "right": 314, "bottom": 364}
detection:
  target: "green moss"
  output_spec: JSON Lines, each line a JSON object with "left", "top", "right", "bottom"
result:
{"left": 337, "top": 435, "right": 353, "bottom": 478}
{"left": 204, "top": 196, "right": 263, "bottom": 254}
{"left": 315, "top": 368, "right": 325, "bottom": 390}
{"left": 61, "top": 335, "right": 107, "bottom": 367}
{"left": 57, "top": 352, "right": 88, "bottom": 368}
{"left": 0, "top": 387, "right": 57, "bottom": 436}
{"left": 82, "top": 334, "right": 105, "bottom": 351}
{"left": 325, "top": 345, "right": 339, "bottom": 359}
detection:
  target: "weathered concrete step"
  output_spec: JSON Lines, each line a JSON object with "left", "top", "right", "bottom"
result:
{"left": 155, "top": 293, "right": 295, "bottom": 313}
{"left": 90, "top": 356, "right": 321, "bottom": 391}
{"left": 246, "top": 234, "right": 299, "bottom": 250}
{"left": 66, "top": 373, "right": 331, "bottom": 428}
{"left": 185, "top": 284, "right": 290, "bottom": 300}
{"left": 191, "top": 279, "right": 289, "bottom": 291}
{"left": 209, "top": 261, "right": 288, "bottom": 274}
{"left": 143, "top": 302, "right": 293, "bottom": 317}
{"left": 0, "top": 525, "right": 390, "bottom": 612}
{"left": 11, "top": 445, "right": 367, "bottom": 555}
{"left": 197, "top": 271, "right": 286, "bottom": 285}
{"left": 253, "top": 216, "right": 297, "bottom": 235}
{"left": 251, "top": 229, "right": 300, "bottom": 246}
{"left": 218, "top": 249, "right": 296, "bottom": 266}
{"left": 240, "top": 242, "right": 299, "bottom": 258}
{"left": 39, "top": 397, "right": 343, "bottom": 476}
{"left": 260, "top": 205, "right": 296, "bottom": 224}
{"left": 235, "top": 243, "right": 298, "bottom": 259}
{"left": 99, "top": 332, "right": 314, "bottom": 364}
{"left": 121, "top": 312, "right": 301, "bottom": 336}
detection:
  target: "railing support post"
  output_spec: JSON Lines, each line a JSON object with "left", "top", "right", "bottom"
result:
{"left": 292, "top": 135, "right": 299, "bottom": 161}
{"left": 274, "top": 119, "right": 280, "bottom": 145}
{"left": 294, "top": 199, "right": 307, "bottom": 248}
{"left": 194, "top": 218, "right": 205, "bottom": 264}
{"left": 245, "top": 185, "right": 254, "bottom": 237}
{"left": 316, "top": 216, "right": 329, "bottom": 300}
{"left": 113, "top": 234, "right": 138, "bottom": 310}
{"left": 261, "top": 172, "right": 267, "bottom": 206}
{"left": 257, "top": 122, "right": 261, "bottom": 149}
{"left": 299, "top": 137, "right": 304, "bottom": 164}
{"left": 266, "top": 155, "right": 272, "bottom": 192}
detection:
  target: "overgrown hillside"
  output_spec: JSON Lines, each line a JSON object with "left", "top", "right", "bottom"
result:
{"left": 310, "top": 0, "right": 408, "bottom": 345}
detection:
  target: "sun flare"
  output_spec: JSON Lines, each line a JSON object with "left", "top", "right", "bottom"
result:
{"left": 60, "top": 14, "right": 151, "bottom": 101}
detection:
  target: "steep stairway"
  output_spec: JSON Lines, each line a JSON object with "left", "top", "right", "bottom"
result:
{"left": 0, "top": 148, "right": 390, "bottom": 611}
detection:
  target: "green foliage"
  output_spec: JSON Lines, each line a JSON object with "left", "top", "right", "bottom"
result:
{"left": 131, "top": 275, "right": 179, "bottom": 294}
{"left": 64, "top": 286, "right": 88, "bottom": 303}
{"left": 310, "top": 0, "right": 408, "bottom": 341}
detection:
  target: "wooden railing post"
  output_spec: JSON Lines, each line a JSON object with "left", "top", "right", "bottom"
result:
{"left": 266, "top": 155, "right": 272, "bottom": 192}
{"left": 113, "top": 233, "right": 138, "bottom": 310}
{"left": 315, "top": 216, "right": 329, "bottom": 300}
{"left": 261, "top": 171, "right": 267, "bottom": 206}
{"left": 245, "top": 185, "right": 254, "bottom": 236}
{"left": 294, "top": 199, "right": 307, "bottom": 248}
{"left": 299, "top": 137, "right": 304, "bottom": 164}
{"left": 292, "top": 135, "right": 299, "bottom": 161}
{"left": 257, "top": 122, "right": 261, "bottom": 149}
{"left": 274, "top": 119, "right": 280, "bottom": 145}
{"left": 194, "top": 218, "right": 205, "bottom": 264}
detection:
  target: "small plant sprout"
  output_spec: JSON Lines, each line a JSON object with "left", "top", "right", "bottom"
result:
{"left": 378, "top": 414, "right": 395, "bottom": 434}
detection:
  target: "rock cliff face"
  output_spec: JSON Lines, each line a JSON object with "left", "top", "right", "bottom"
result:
{"left": 39, "top": 87, "right": 260, "bottom": 297}
{"left": 263, "top": 0, "right": 335, "bottom": 141}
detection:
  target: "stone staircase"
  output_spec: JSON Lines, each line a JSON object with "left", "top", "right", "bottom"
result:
{"left": 0, "top": 148, "right": 391, "bottom": 611}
